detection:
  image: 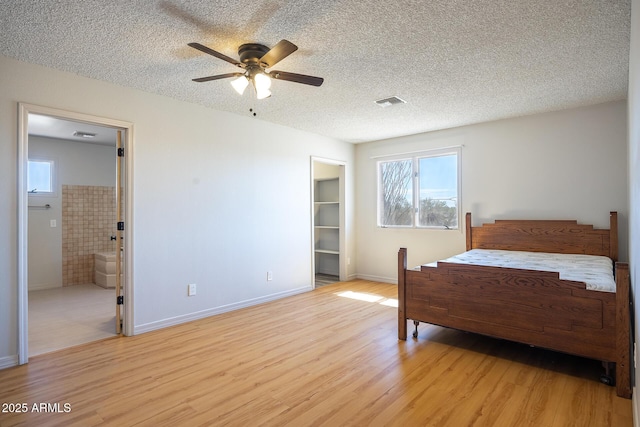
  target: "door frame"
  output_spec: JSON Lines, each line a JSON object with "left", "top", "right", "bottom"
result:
{"left": 17, "top": 102, "right": 135, "bottom": 364}
{"left": 310, "top": 156, "right": 346, "bottom": 287}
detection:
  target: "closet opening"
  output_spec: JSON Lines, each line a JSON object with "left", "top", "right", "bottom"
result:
{"left": 311, "top": 157, "right": 346, "bottom": 288}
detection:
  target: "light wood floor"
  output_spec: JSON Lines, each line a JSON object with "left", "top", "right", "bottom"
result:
{"left": 1, "top": 280, "right": 632, "bottom": 427}
{"left": 28, "top": 284, "right": 117, "bottom": 356}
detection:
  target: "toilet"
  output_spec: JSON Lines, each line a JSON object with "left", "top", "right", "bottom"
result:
{"left": 94, "top": 251, "right": 118, "bottom": 288}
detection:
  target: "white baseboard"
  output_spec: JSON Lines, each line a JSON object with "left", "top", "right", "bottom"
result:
{"left": 0, "top": 354, "right": 19, "bottom": 370}
{"left": 355, "top": 274, "right": 397, "bottom": 284}
{"left": 134, "top": 286, "right": 313, "bottom": 335}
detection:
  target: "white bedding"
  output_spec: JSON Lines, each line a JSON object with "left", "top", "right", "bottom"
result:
{"left": 423, "top": 249, "right": 616, "bottom": 293}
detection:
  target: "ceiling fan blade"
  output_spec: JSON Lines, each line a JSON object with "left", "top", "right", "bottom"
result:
{"left": 192, "top": 73, "right": 244, "bottom": 82}
{"left": 188, "top": 42, "right": 244, "bottom": 68}
{"left": 260, "top": 40, "right": 298, "bottom": 67}
{"left": 270, "top": 70, "right": 324, "bottom": 87}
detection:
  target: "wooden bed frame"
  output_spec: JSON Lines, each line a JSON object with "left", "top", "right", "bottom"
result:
{"left": 398, "top": 211, "right": 631, "bottom": 398}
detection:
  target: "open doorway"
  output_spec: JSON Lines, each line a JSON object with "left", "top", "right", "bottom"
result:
{"left": 17, "top": 103, "right": 133, "bottom": 363}
{"left": 311, "top": 157, "right": 346, "bottom": 288}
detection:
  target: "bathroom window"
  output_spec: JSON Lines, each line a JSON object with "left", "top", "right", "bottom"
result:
{"left": 28, "top": 158, "right": 56, "bottom": 196}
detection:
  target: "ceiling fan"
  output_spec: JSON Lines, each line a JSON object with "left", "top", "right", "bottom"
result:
{"left": 188, "top": 39, "right": 324, "bottom": 99}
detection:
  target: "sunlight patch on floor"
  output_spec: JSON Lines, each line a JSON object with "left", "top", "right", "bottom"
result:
{"left": 336, "top": 291, "right": 398, "bottom": 307}
{"left": 379, "top": 298, "right": 398, "bottom": 307}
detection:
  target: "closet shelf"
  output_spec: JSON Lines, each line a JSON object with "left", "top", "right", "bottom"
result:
{"left": 314, "top": 177, "right": 340, "bottom": 277}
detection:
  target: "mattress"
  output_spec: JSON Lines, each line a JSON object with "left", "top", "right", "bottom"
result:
{"left": 423, "top": 249, "right": 616, "bottom": 292}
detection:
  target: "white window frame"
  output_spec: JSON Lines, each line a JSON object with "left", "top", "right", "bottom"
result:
{"left": 27, "top": 157, "right": 57, "bottom": 198}
{"left": 377, "top": 147, "right": 461, "bottom": 230}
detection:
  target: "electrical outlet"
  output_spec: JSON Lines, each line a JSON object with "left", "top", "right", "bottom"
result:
{"left": 50, "top": 219, "right": 56, "bottom": 228}
{"left": 267, "top": 271, "right": 273, "bottom": 281}
{"left": 188, "top": 283, "right": 196, "bottom": 296}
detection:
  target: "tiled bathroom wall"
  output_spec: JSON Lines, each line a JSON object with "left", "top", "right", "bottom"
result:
{"left": 62, "top": 185, "right": 116, "bottom": 286}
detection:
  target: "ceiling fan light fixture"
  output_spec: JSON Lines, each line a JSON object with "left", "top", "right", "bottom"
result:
{"left": 189, "top": 40, "right": 321, "bottom": 100}
{"left": 231, "top": 75, "right": 249, "bottom": 95}
{"left": 253, "top": 72, "right": 271, "bottom": 91}
{"left": 253, "top": 72, "right": 272, "bottom": 99}
{"left": 255, "top": 87, "right": 272, "bottom": 100}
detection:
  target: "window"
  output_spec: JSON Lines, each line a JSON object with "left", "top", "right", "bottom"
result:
{"left": 378, "top": 148, "right": 460, "bottom": 229}
{"left": 28, "top": 159, "right": 56, "bottom": 195}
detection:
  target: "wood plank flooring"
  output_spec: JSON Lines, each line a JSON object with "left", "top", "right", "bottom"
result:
{"left": 0, "top": 280, "right": 632, "bottom": 426}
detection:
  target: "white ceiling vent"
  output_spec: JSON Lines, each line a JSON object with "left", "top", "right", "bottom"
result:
{"left": 73, "top": 131, "right": 97, "bottom": 138}
{"left": 375, "top": 96, "right": 406, "bottom": 108}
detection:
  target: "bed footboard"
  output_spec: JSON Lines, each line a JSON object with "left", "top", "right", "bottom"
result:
{"left": 398, "top": 247, "right": 408, "bottom": 341}
{"left": 615, "top": 262, "right": 631, "bottom": 397}
{"left": 398, "top": 248, "right": 631, "bottom": 398}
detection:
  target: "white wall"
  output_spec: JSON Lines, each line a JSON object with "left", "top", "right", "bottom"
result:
{"left": 27, "top": 136, "right": 116, "bottom": 290}
{"left": 356, "top": 101, "right": 629, "bottom": 282}
{"left": 0, "top": 55, "right": 355, "bottom": 364}
{"left": 628, "top": 0, "right": 639, "bottom": 420}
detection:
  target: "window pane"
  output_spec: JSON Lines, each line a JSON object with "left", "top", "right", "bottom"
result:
{"left": 418, "top": 154, "right": 458, "bottom": 228}
{"left": 28, "top": 160, "right": 53, "bottom": 193}
{"left": 380, "top": 159, "right": 413, "bottom": 226}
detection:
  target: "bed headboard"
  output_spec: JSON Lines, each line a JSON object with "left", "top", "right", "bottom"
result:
{"left": 465, "top": 211, "right": 618, "bottom": 261}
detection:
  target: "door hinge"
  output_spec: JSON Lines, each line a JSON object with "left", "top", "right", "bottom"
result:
{"left": 117, "top": 222, "right": 124, "bottom": 231}
{"left": 117, "top": 147, "right": 125, "bottom": 157}
{"left": 117, "top": 296, "right": 124, "bottom": 305}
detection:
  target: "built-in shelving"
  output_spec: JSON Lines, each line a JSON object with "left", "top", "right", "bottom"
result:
{"left": 314, "top": 178, "right": 339, "bottom": 276}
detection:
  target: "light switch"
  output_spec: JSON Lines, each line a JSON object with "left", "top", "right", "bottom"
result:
{"left": 50, "top": 219, "right": 56, "bottom": 228}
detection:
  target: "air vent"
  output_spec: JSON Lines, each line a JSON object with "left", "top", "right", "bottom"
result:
{"left": 73, "top": 131, "right": 97, "bottom": 138}
{"left": 375, "top": 96, "right": 406, "bottom": 108}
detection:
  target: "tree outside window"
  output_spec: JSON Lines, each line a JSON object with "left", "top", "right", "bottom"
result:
{"left": 380, "top": 159, "right": 413, "bottom": 226}
{"left": 378, "top": 150, "right": 459, "bottom": 229}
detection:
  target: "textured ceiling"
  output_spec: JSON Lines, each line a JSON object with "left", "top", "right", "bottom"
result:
{"left": 0, "top": 0, "right": 631, "bottom": 143}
